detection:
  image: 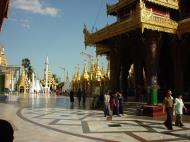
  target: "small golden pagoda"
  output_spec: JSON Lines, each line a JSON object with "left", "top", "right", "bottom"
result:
{"left": 71, "top": 65, "right": 80, "bottom": 92}
{"left": 17, "top": 66, "right": 29, "bottom": 93}
{"left": 88, "top": 57, "right": 104, "bottom": 96}
{"left": 81, "top": 63, "right": 89, "bottom": 93}
{"left": 94, "top": 57, "right": 102, "bottom": 82}
{"left": 72, "top": 56, "right": 110, "bottom": 96}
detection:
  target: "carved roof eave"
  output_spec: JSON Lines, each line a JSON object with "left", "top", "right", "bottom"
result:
{"left": 141, "top": 22, "right": 177, "bottom": 34}
{"left": 107, "top": 0, "right": 136, "bottom": 15}
{"left": 0, "top": 65, "right": 20, "bottom": 73}
{"left": 146, "top": 0, "right": 179, "bottom": 10}
{"left": 84, "top": 20, "right": 177, "bottom": 45}
{"left": 178, "top": 18, "right": 190, "bottom": 36}
{"left": 0, "top": 0, "right": 9, "bottom": 31}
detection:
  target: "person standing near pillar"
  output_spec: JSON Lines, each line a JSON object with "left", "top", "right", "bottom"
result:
{"left": 118, "top": 92, "right": 124, "bottom": 115}
{"left": 113, "top": 92, "right": 120, "bottom": 116}
{"left": 163, "top": 90, "right": 174, "bottom": 130}
{"left": 104, "top": 91, "right": 110, "bottom": 117}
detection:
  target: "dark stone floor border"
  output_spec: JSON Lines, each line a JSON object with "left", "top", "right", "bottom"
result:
{"left": 16, "top": 107, "right": 118, "bottom": 142}
{"left": 16, "top": 107, "right": 190, "bottom": 142}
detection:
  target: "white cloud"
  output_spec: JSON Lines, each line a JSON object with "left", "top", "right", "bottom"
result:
{"left": 9, "top": 17, "right": 31, "bottom": 29}
{"left": 11, "top": 0, "right": 59, "bottom": 17}
{"left": 20, "top": 19, "right": 31, "bottom": 29}
{"left": 21, "top": 23, "right": 30, "bottom": 29}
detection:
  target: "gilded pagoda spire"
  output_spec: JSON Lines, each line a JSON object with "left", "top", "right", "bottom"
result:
{"left": 76, "top": 64, "right": 80, "bottom": 81}
{"left": 73, "top": 66, "right": 77, "bottom": 82}
{"left": 89, "top": 61, "right": 95, "bottom": 80}
{"left": 95, "top": 57, "right": 102, "bottom": 81}
{"left": 82, "top": 62, "right": 89, "bottom": 81}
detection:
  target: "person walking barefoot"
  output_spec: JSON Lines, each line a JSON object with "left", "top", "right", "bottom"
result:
{"left": 163, "top": 90, "right": 174, "bottom": 130}
{"left": 174, "top": 95, "right": 187, "bottom": 127}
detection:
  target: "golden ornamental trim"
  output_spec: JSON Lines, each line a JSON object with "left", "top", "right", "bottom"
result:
{"left": 146, "top": 0, "right": 179, "bottom": 10}
{"left": 140, "top": 8, "right": 178, "bottom": 33}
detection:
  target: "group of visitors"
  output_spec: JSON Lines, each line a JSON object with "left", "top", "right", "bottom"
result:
{"left": 69, "top": 89, "right": 86, "bottom": 106}
{"left": 163, "top": 90, "right": 188, "bottom": 130}
{"left": 104, "top": 90, "right": 124, "bottom": 117}
{"left": 69, "top": 87, "right": 188, "bottom": 130}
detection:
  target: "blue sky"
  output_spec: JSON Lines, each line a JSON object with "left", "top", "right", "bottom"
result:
{"left": 0, "top": 0, "right": 117, "bottom": 80}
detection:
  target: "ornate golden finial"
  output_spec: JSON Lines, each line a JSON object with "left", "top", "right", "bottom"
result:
{"left": 139, "top": 0, "right": 145, "bottom": 9}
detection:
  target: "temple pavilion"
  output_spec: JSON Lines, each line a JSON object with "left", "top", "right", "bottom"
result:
{"left": 0, "top": 46, "right": 20, "bottom": 93}
{"left": 84, "top": 0, "right": 190, "bottom": 102}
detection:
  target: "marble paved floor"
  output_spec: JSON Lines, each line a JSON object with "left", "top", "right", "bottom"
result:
{"left": 0, "top": 94, "right": 190, "bottom": 142}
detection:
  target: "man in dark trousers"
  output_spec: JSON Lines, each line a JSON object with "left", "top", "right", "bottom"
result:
{"left": 77, "top": 88, "right": 82, "bottom": 106}
{"left": 69, "top": 90, "right": 74, "bottom": 105}
{"left": 163, "top": 90, "right": 174, "bottom": 130}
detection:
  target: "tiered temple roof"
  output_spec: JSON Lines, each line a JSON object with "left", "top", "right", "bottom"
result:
{"left": 17, "top": 66, "right": 29, "bottom": 93}
{"left": 84, "top": 0, "right": 180, "bottom": 54}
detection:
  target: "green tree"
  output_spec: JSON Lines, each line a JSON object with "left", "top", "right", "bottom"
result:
{"left": 21, "top": 58, "right": 34, "bottom": 81}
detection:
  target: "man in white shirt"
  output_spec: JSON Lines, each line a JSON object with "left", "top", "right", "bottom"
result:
{"left": 175, "top": 95, "right": 187, "bottom": 127}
